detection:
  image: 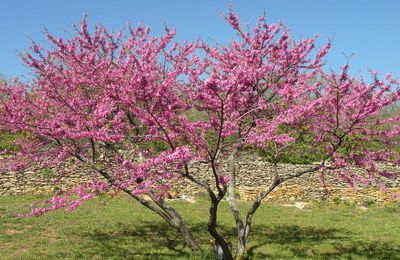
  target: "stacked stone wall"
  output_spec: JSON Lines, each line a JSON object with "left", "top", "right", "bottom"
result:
{"left": 1, "top": 158, "right": 399, "bottom": 204}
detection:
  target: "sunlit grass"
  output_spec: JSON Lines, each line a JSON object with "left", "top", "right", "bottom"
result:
{"left": 1, "top": 194, "right": 399, "bottom": 259}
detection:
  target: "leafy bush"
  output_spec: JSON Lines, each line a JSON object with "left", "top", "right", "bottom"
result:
{"left": 0, "top": 131, "right": 21, "bottom": 153}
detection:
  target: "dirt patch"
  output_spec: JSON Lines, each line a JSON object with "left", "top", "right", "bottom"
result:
{"left": 4, "top": 229, "right": 24, "bottom": 235}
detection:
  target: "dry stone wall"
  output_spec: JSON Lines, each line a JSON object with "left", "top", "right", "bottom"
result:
{"left": 173, "top": 159, "right": 400, "bottom": 205}
{"left": 0, "top": 165, "right": 95, "bottom": 196}
{"left": 1, "top": 158, "right": 399, "bottom": 205}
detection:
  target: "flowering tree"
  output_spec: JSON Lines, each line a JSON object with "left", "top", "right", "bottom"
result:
{"left": 0, "top": 19, "right": 201, "bottom": 250}
{"left": 1, "top": 9, "right": 399, "bottom": 260}
{"left": 181, "top": 10, "right": 400, "bottom": 258}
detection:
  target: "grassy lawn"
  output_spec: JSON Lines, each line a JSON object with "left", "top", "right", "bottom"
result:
{"left": 1, "top": 194, "right": 399, "bottom": 259}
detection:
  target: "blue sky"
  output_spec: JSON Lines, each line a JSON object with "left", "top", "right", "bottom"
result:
{"left": 1, "top": 0, "right": 400, "bottom": 81}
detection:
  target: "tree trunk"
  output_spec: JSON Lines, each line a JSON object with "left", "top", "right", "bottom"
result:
{"left": 235, "top": 238, "right": 246, "bottom": 259}
{"left": 150, "top": 196, "right": 202, "bottom": 251}
{"left": 208, "top": 193, "right": 233, "bottom": 260}
{"left": 227, "top": 149, "right": 247, "bottom": 260}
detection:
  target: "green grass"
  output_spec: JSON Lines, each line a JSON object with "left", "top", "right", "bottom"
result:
{"left": 1, "top": 194, "right": 399, "bottom": 259}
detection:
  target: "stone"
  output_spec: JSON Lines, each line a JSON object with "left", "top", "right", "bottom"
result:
{"left": 293, "top": 202, "right": 308, "bottom": 209}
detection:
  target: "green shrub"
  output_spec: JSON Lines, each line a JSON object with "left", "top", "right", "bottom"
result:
{"left": 0, "top": 131, "right": 21, "bottom": 152}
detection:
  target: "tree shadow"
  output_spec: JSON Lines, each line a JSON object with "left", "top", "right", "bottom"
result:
{"left": 83, "top": 222, "right": 400, "bottom": 259}
{"left": 325, "top": 241, "right": 400, "bottom": 260}
{"left": 244, "top": 224, "right": 400, "bottom": 260}
{"left": 84, "top": 221, "right": 213, "bottom": 259}
{"left": 244, "top": 224, "right": 346, "bottom": 259}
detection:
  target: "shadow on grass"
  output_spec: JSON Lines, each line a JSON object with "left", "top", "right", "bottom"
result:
{"left": 244, "top": 225, "right": 400, "bottom": 259}
{"left": 325, "top": 241, "right": 400, "bottom": 260}
{"left": 244, "top": 224, "right": 345, "bottom": 259}
{"left": 85, "top": 221, "right": 212, "bottom": 259}
{"left": 84, "top": 222, "right": 400, "bottom": 259}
